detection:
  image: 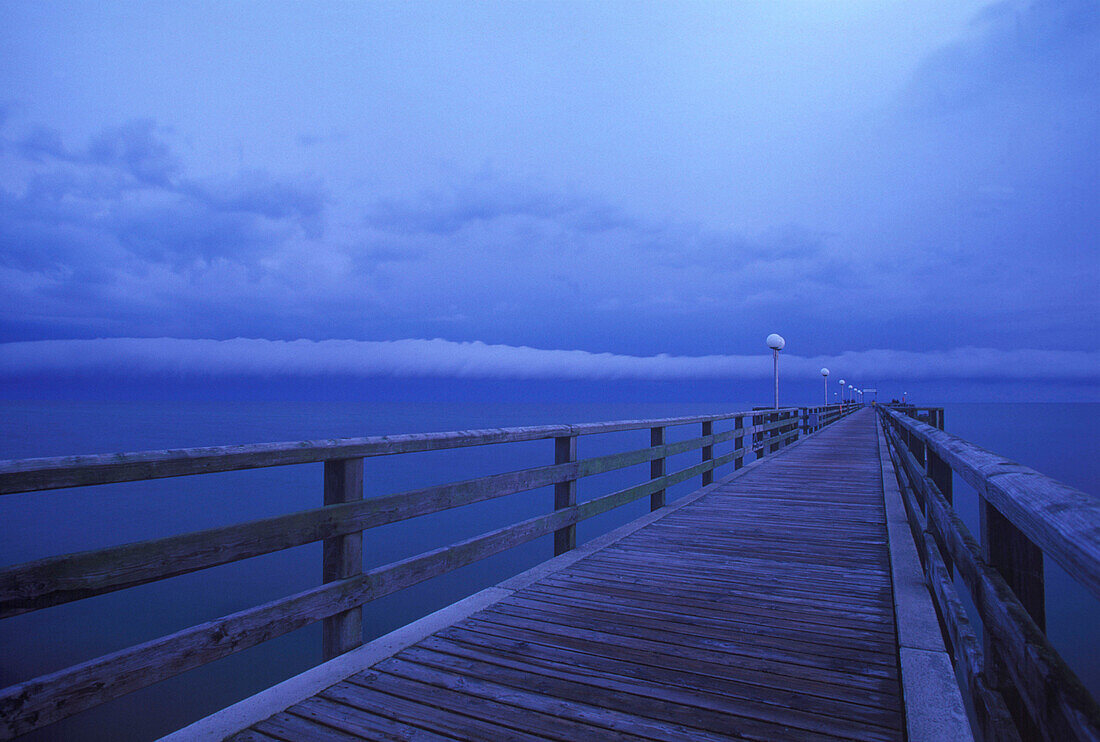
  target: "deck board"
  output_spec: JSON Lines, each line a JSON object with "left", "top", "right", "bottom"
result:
{"left": 231, "top": 409, "right": 906, "bottom": 741}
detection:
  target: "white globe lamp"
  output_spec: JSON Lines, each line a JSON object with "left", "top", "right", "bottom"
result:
{"left": 766, "top": 334, "right": 785, "bottom": 409}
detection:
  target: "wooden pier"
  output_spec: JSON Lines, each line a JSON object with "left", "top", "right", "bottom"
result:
{"left": 1, "top": 404, "right": 1098, "bottom": 740}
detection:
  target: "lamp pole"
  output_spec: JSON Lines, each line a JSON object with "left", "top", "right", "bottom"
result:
{"left": 838, "top": 379, "right": 845, "bottom": 404}
{"left": 820, "top": 368, "right": 829, "bottom": 406}
{"left": 766, "top": 334, "right": 786, "bottom": 409}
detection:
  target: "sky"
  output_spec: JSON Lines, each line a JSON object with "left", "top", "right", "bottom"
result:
{"left": 0, "top": 0, "right": 1097, "bottom": 399}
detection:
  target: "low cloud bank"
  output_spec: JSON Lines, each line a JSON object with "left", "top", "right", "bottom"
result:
{"left": 1, "top": 337, "right": 1096, "bottom": 382}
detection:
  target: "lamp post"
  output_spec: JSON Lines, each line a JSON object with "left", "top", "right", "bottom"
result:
{"left": 838, "top": 379, "right": 845, "bottom": 404}
{"left": 849, "top": 384, "right": 854, "bottom": 405}
{"left": 766, "top": 334, "right": 785, "bottom": 410}
{"left": 820, "top": 368, "right": 829, "bottom": 406}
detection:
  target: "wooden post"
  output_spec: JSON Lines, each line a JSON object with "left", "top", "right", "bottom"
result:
{"left": 553, "top": 435, "right": 577, "bottom": 556}
{"left": 650, "top": 426, "right": 666, "bottom": 510}
{"left": 927, "top": 446, "right": 954, "bottom": 577}
{"left": 734, "top": 416, "right": 744, "bottom": 470}
{"left": 701, "top": 421, "right": 713, "bottom": 486}
{"left": 322, "top": 457, "right": 364, "bottom": 660}
{"left": 982, "top": 498, "right": 1046, "bottom": 739}
{"left": 756, "top": 412, "right": 767, "bottom": 460}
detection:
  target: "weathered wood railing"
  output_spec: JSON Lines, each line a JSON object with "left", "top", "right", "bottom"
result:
{"left": 878, "top": 405, "right": 1100, "bottom": 742}
{"left": 0, "top": 402, "right": 858, "bottom": 738}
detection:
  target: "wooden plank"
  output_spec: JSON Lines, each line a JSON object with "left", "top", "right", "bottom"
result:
{"left": 321, "top": 679, "right": 549, "bottom": 741}
{"left": 395, "top": 645, "right": 883, "bottom": 742}
{"left": 420, "top": 633, "right": 902, "bottom": 736}
{"left": 468, "top": 609, "right": 897, "bottom": 693}
{"left": 370, "top": 657, "right": 738, "bottom": 742}
{"left": 454, "top": 616, "right": 901, "bottom": 710}
{"left": 518, "top": 581, "right": 897, "bottom": 645}
{"left": 479, "top": 600, "right": 897, "bottom": 679}
{"left": 499, "top": 593, "right": 897, "bottom": 667}
{"left": 253, "top": 711, "right": 364, "bottom": 741}
{"left": 288, "top": 695, "right": 457, "bottom": 741}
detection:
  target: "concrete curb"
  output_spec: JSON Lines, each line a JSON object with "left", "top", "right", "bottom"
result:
{"left": 874, "top": 413, "right": 973, "bottom": 742}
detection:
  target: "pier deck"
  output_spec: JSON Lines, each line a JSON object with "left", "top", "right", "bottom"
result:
{"left": 222, "top": 410, "right": 913, "bottom": 741}
{"left": 11, "top": 401, "right": 1095, "bottom": 741}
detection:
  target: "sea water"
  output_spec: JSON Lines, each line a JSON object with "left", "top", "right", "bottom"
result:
{"left": 0, "top": 397, "right": 1096, "bottom": 740}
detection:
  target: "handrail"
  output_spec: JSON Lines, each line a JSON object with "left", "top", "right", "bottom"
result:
{"left": 878, "top": 405, "right": 1100, "bottom": 741}
{"left": 0, "top": 403, "right": 859, "bottom": 738}
{"left": 882, "top": 407, "right": 1100, "bottom": 601}
{"left": 0, "top": 407, "right": 808, "bottom": 494}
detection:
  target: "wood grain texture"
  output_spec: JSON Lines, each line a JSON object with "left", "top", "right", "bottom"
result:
{"left": 0, "top": 408, "right": 789, "bottom": 494}
{"left": 321, "top": 457, "right": 364, "bottom": 660}
{"left": 235, "top": 409, "right": 908, "bottom": 742}
{"left": 881, "top": 407, "right": 1100, "bottom": 742}
{"left": 0, "top": 428, "right": 745, "bottom": 618}
{"left": 883, "top": 407, "right": 1100, "bottom": 602}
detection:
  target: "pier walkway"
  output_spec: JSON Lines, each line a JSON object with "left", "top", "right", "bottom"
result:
{"left": 4, "top": 403, "right": 1098, "bottom": 741}
{"left": 189, "top": 410, "right": 922, "bottom": 741}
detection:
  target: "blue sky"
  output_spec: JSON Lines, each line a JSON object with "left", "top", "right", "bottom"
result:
{"left": 0, "top": 0, "right": 1097, "bottom": 395}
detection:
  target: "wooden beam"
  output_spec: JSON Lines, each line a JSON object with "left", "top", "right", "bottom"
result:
{"left": 1, "top": 408, "right": 795, "bottom": 495}
{"left": 553, "top": 436, "right": 577, "bottom": 555}
{"left": 883, "top": 408, "right": 1100, "bottom": 604}
{"left": 0, "top": 431, "right": 743, "bottom": 618}
{"left": 322, "top": 458, "right": 363, "bottom": 660}
{"left": 650, "top": 427, "right": 665, "bottom": 511}
{"left": 701, "top": 421, "right": 713, "bottom": 486}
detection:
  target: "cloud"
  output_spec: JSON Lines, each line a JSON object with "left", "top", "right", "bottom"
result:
{"left": 0, "top": 117, "right": 331, "bottom": 333}
{"left": 904, "top": 0, "right": 1099, "bottom": 115}
{"left": 1, "top": 337, "right": 1095, "bottom": 382}
{"left": 2, "top": 123, "right": 861, "bottom": 351}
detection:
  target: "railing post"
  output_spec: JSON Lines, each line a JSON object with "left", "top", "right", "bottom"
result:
{"left": 322, "top": 457, "right": 364, "bottom": 660}
{"left": 734, "top": 416, "right": 744, "bottom": 469}
{"left": 981, "top": 498, "right": 1046, "bottom": 739}
{"left": 650, "top": 426, "right": 666, "bottom": 510}
{"left": 553, "top": 435, "right": 577, "bottom": 555}
{"left": 701, "top": 421, "right": 713, "bottom": 486}
{"left": 926, "top": 442, "right": 954, "bottom": 577}
{"left": 753, "top": 411, "right": 765, "bottom": 460}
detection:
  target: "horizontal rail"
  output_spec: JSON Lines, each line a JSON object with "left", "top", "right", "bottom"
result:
{"left": 0, "top": 407, "right": 803, "bottom": 495}
{"left": 0, "top": 429, "right": 745, "bottom": 618}
{"left": 883, "top": 407, "right": 1100, "bottom": 602}
{"left": 879, "top": 408, "right": 1100, "bottom": 740}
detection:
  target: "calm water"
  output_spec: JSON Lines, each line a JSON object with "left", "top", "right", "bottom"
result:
{"left": 0, "top": 399, "right": 1096, "bottom": 740}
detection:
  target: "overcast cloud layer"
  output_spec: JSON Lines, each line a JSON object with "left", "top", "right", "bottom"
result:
{"left": 0, "top": 1, "right": 1097, "bottom": 387}
{"left": 3, "top": 337, "right": 1096, "bottom": 383}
